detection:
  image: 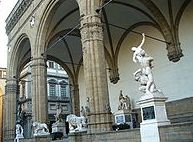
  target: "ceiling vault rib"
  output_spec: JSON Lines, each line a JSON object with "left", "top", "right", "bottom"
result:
{"left": 168, "top": 0, "right": 175, "bottom": 37}
{"left": 49, "top": 7, "right": 79, "bottom": 38}
{"left": 175, "top": 0, "right": 192, "bottom": 34}
{"left": 101, "top": 21, "right": 170, "bottom": 44}
{"left": 102, "top": 9, "right": 115, "bottom": 59}
{"left": 42, "top": 23, "right": 80, "bottom": 56}
{"left": 62, "top": 39, "right": 76, "bottom": 76}
{"left": 112, "top": 1, "right": 158, "bottom": 24}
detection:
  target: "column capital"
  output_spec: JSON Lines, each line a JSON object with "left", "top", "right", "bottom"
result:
{"left": 5, "top": 84, "right": 17, "bottom": 94}
{"left": 31, "top": 56, "right": 47, "bottom": 67}
{"left": 79, "top": 14, "right": 103, "bottom": 47}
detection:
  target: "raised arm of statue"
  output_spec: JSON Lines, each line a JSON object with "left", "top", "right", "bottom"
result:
{"left": 138, "top": 33, "right": 145, "bottom": 49}
{"left": 131, "top": 33, "right": 145, "bottom": 63}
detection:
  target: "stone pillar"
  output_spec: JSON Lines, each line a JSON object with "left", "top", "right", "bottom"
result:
{"left": 71, "top": 84, "right": 80, "bottom": 116}
{"left": 31, "top": 57, "right": 48, "bottom": 123}
{"left": 4, "top": 80, "right": 18, "bottom": 141}
{"left": 79, "top": 3, "right": 112, "bottom": 133}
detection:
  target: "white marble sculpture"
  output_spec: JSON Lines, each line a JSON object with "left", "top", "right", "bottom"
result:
{"left": 54, "top": 104, "right": 64, "bottom": 123}
{"left": 118, "top": 90, "right": 131, "bottom": 111}
{"left": 132, "top": 33, "right": 158, "bottom": 94}
{"left": 32, "top": 122, "right": 50, "bottom": 136}
{"left": 66, "top": 114, "right": 87, "bottom": 133}
{"left": 14, "top": 124, "right": 24, "bottom": 142}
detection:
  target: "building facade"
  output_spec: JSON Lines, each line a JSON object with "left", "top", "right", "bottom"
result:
{"left": 0, "top": 68, "right": 6, "bottom": 142}
{"left": 17, "top": 60, "right": 71, "bottom": 138}
{"left": 4, "top": 0, "right": 193, "bottom": 141}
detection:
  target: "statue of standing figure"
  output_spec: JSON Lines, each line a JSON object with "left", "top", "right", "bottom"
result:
{"left": 14, "top": 124, "right": 24, "bottom": 142}
{"left": 132, "top": 33, "right": 157, "bottom": 93}
{"left": 118, "top": 90, "right": 131, "bottom": 111}
{"left": 55, "top": 104, "right": 63, "bottom": 123}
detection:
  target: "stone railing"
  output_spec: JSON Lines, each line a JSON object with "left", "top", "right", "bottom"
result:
{"left": 5, "top": 0, "right": 33, "bottom": 34}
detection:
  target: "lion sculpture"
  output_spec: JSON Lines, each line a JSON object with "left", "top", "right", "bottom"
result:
{"left": 32, "top": 122, "right": 50, "bottom": 136}
{"left": 66, "top": 114, "right": 87, "bottom": 132}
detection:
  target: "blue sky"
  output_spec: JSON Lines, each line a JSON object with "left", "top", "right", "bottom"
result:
{"left": 0, "top": 0, "right": 17, "bottom": 68}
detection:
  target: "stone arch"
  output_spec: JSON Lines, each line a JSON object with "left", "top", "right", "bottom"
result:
{"left": 34, "top": 0, "right": 80, "bottom": 57}
{"left": 8, "top": 33, "right": 31, "bottom": 79}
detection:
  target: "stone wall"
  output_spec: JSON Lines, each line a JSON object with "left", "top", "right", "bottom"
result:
{"left": 20, "top": 136, "right": 52, "bottom": 142}
{"left": 166, "top": 97, "right": 193, "bottom": 123}
{"left": 159, "top": 122, "right": 193, "bottom": 142}
{"left": 68, "top": 129, "right": 141, "bottom": 142}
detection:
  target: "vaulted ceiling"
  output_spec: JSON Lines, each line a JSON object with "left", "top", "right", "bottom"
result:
{"left": 15, "top": 0, "right": 192, "bottom": 83}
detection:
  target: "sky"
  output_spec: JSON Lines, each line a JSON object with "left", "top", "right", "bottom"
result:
{"left": 0, "top": 0, "right": 18, "bottom": 68}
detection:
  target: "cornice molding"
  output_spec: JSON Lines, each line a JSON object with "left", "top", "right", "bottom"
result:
{"left": 5, "top": 0, "right": 33, "bottom": 35}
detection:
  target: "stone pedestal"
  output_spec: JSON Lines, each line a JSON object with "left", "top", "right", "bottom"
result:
{"left": 33, "top": 136, "right": 52, "bottom": 142}
{"left": 138, "top": 91, "right": 170, "bottom": 142}
{"left": 114, "top": 109, "right": 137, "bottom": 129}
{"left": 52, "top": 121, "right": 66, "bottom": 137}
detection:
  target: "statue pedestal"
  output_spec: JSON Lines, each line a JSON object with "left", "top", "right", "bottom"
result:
{"left": 138, "top": 91, "right": 170, "bottom": 142}
{"left": 33, "top": 135, "right": 52, "bottom": 142}
{"left": 114, "top": 109, "right": 137, "bottom": 129}
{"left": 52, "top": 121, "right": 67, "bottom": 138}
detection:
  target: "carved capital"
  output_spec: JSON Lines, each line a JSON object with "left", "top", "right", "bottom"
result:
{"left": 30, "top": 57, "right": 47, "bottom": 67}
{"left": 108, "top": 68, "right": 120, "bottom": 84}
{"left": 5, "top": 84, "right": 17, "bottom": 94}
{"left": 80, "top": 15, "right": 103, "bottom": 46}
{"left": 167, "top": 42, "right": 183, "bottom": 62}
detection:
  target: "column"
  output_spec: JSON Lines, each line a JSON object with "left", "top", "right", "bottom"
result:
{"left": 71, "top": 84, "right": 80, "bottom": 116}
{"left": 79, "top": 7, "right": 112, "bottom": 133}
{"left": 4, "top": 80, "right": 18, "bottom": 141}
{"left": 31, "top": 57, "right": 48, "bottom": 123}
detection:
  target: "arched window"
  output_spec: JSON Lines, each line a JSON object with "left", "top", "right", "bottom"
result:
{"left": 59, "top": 80, "right": 68, "bottom": 97}
{"left": 48, "top": 79, "right": 57, "bottom": 96}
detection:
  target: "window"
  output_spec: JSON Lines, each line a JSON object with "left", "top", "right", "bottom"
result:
{"left": 59, "top": 80, "right": 67, "bottom": 97}
{"left": 49, "top": 84, "right": 56, "bottom": 96}
{"left": 60, "top": 85, "right": 66, "bottom": 97}
{"left": 48, "top": 79, "right": 57, "bottom": 96}
{"left": 48, "top": 61, "right": 54, "bottom": 68}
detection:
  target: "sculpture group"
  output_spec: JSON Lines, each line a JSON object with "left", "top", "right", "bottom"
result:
{"left": 118, "top": 90, "right": 131, "bottom": 111}
{"left": 132, "top": 33, "right": 158, "bottom": 94}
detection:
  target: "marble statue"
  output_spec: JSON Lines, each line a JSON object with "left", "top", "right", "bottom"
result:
{"left": 118, "top": 90, "right": 131, "bottom": 111}
{"left": 80, "top": 106, "right": 86, "bottom": 117}
{"left": 32, "top": 122, "right": 50, "bottom": 136}
{"left": 14, "top": 124, "right": 24, "bottom": 142}
{"left": 54, "top": 104, "right": 64, "bottom": 123}
{"left": 132, "top": 33, "right": 157, "bottom": 93}
{"left": 66, "top": 114, "right": 87, "bottom": 133}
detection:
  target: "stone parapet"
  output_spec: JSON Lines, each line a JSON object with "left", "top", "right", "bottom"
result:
{"left": 159, "top": 122, "right": 193, "bottom": 142}
{"left": 69, "top": 129, "right": 141, "bottom": 142}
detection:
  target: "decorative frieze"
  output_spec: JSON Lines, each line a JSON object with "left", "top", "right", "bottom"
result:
{"left": 5, "top": 0, "right": 33, "bottom": 34}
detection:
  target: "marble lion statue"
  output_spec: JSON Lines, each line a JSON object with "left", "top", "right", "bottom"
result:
{"left": 32, "top": 122, "right": 49, "bottom": 136}
{"left": 66, "top": 114, "right": 87, "bottom": 132}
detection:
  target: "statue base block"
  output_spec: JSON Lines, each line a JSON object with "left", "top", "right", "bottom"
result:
{"left": 114, "top": 109, "right": 137, "bottom": 129}
{"left": 138, "top": 91, "right": 170, "bottom": 142}
{"left": 52, "top": 122, "right": 66, "bottom": 133}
